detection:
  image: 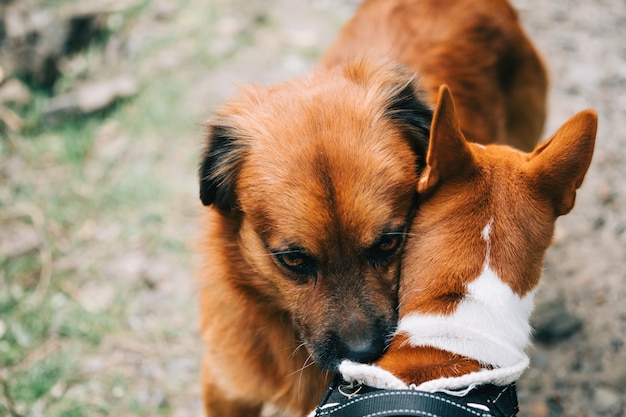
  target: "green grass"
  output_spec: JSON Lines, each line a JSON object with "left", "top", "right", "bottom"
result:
{"left": 0, "top": 242, "right": 121, "bottom": 414}
{"left": 2, "top": 7, "right": 185, "bottom": 417}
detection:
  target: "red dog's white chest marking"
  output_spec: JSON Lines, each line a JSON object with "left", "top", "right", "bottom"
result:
{"left": 399, "top": 217, "right": 534, "bottom": 367}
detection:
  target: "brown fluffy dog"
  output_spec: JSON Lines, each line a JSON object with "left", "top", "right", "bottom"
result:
{"left": 198, "top": 1, "right": 547, "bottom": 416}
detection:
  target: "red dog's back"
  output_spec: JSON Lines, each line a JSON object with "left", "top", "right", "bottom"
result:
{"left": 322, "top": 0, "right": 548, "bottom": 151}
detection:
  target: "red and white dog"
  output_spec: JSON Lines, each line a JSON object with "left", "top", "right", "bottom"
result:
{"left": 339, "top": 85, "right": 597, "bottom": 395}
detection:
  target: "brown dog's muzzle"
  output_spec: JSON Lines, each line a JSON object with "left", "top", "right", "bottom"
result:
{"left": 298, "top": 299, "right": 397, "bottom": 370}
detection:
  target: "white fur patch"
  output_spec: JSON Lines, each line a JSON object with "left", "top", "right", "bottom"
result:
{"left": 338, "top": 360, "right": 408, "bottom": 390}
{"left": 339, "top": 358, "right": 529, "bottom": 393}
{"left": 413, "top": 356, "right": 529, "bottom": 394}
{"left": 481, "top": 217, "right": 494, "bottom": 241}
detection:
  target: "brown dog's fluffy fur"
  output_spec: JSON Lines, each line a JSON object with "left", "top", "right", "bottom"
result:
{"left": 197, "top": 1, "right": 547, "bottom": 416}
{"left": 199, "top": 60, "right": 429, "bottom": 416}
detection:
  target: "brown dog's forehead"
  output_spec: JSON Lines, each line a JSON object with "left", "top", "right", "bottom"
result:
{"left": 235, "top": 77, "right": 418, "bottom": 252}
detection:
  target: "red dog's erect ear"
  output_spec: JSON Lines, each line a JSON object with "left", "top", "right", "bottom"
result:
{"left": 526, "top": 110, "right": 597, "bottom": 217}
{"left": 417, "top": 85, "right": 475, "bottom": 195}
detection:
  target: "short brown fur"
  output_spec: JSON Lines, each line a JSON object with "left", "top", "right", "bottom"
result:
{"left": 323, "top": 0, "right": 548, "bottom": 151}
{"left": 375, "top": 86, "right": 597, "bottom": 385}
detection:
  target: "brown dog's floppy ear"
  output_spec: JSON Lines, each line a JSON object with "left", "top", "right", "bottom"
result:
{"left": 418, "top": 85, "right": 475, "bottom": 195}
{"left": 385, "top": 79, "right": 433, "bottom": 163}
{"left": 199, "top": 123, "right": 246, "bottom": 210}
{"left": 343, "top": 59, "right": 433, "bottom": 172}
{"left": 526, "top": 110, "right": 597, "bottom": 216}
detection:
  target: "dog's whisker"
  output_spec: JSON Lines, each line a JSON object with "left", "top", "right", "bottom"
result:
{"left": 289, "top": 352, "right": 316, "bottom": 379}
{"left": 400, "top": 232, "right": 422, "bottom": 238}
{"left": 247, "top": 249, "right": 307, "bottom": 259}
{"left": 248, "top": 251, "right": 293, "bottom": 258}
{"left": 300, "top": 354, "right": 315, "bottom": 392}
{"left": 291, "top": 341, "right": 308, "bottom": 358}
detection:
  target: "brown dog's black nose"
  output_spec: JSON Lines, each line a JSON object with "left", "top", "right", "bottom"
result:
{"left": 314, "top": 316, "right": 394, "bottom": 370}
{"left": 333, "top": 331, "right": 387, "bottom": 364}
{"left": 343, "top": 338, "right": 384, "bottom": 363}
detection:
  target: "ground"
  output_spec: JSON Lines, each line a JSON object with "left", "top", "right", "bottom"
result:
{"left": 0, "top": 0, "right": 624, "bottom": 416}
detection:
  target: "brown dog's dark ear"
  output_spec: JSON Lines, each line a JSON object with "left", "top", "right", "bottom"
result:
{"left": 199, "top": 123, "right": 246, "bottom": 210}
{"left": 386, "top": 80, "right": 433, "bottom": 164}
{"left": 343, "top": 59, "right": 432, "bottom": 172}
{"left": 418, "top": 85, "right": 475, "bottom": 195}
{"left": 526, "top": 110, "right": 597, "bottom": 216}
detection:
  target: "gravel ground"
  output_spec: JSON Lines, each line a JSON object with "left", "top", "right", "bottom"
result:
{"left": 510, "top": 1, "right": 626, "bottom": 416}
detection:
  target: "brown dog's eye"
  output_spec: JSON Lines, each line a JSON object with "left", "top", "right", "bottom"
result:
{"left": 280, "top": 253, "right": 305, "bottom": 268}
{"left": 368, "top": 231, "right": 404, "bottom": 266}
{"left": 378, "top": 236, "right": 399, "bottom": 252}
{"left": 273, "top": 250, "right": 317, "bottom": 279}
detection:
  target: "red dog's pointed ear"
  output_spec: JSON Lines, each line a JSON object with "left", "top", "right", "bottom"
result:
{"left": 418, "top": 85, "right": 474, "bottom": 194}
{"left": 526, "top": 110, "right": 597, "bottom": 216}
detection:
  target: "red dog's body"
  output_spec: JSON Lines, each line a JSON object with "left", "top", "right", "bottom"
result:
{"left": 323, "top": 0, "right": 547, "bottom": 151}
{"left": 340, "top": 86, "right": 597, "bottom": 398}
{"left": 198, "top": 1, "right": 548, "bottom": 416}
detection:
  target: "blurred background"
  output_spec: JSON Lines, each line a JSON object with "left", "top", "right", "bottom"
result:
{"left": 0, "top": 0, "right": 624, "bottom": 416}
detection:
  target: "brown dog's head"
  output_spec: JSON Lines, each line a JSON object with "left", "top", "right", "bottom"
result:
{"left": 199, "top": 59, "right": 432, "bottom": 370}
